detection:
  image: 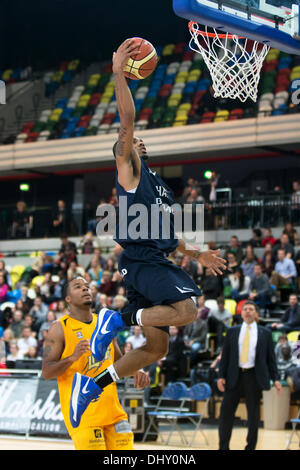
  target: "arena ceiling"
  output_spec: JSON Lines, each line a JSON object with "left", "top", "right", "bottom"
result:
{"left": 1, "top": 0, "right": 188, "bottom": 70}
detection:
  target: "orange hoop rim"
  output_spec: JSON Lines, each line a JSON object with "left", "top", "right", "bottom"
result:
{"left": 188, "top": 21, "right": 244, "bottom": 39}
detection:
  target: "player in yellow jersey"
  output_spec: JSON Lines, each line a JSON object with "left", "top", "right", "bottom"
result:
{"left": 42, "top": 275, "right": 149, "bottom": 450}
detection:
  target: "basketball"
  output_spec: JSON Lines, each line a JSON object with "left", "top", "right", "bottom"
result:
{"left": 123, "top": 37, "right": 158, "bottom": 80}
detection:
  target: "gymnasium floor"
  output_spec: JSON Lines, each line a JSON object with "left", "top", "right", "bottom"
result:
{"left": 0, "top": 427, "right": 298, "bottom": 450}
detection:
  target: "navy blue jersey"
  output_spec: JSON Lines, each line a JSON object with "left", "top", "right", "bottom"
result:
{"left": 114, "top": 158, "right": 179, "bottom": 255}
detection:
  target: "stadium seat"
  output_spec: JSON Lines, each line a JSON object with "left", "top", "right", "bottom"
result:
{"left": 10, "top": 265, "right": 26, "bottom": 289}
{"left": 143, "top": 382, "right": 210, "bottom": 446}
{"left": 287, "top": 331, "right": 300, "bottom": 343}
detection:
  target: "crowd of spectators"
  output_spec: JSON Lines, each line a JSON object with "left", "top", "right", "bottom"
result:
{"left": 1, "top": 216, "right": 300, "bottom": 395}
{"left": 2, "top": 173, "right": 300, "bottom": 396}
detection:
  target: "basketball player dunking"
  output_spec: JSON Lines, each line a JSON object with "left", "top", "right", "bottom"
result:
{"left": 69, "top": 39, "right": 227, "bottom": 427}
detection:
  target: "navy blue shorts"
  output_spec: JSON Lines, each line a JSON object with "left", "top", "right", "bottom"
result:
{"left": 118, "top": 246, "right": 202, "bottom": 332}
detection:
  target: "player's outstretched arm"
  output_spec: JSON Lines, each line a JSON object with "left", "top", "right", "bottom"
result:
{"left": 176, "top": 238, "right": 227, "bottom": 276}
{"left": 42, "top": 322, "right": 90, "bottom": 380}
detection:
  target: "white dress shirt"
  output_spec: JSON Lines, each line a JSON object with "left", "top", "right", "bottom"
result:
{"left": 238, "top": 321, "right": 258, "bottom": 368}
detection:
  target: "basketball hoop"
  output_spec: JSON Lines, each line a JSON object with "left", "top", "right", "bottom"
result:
{"left": 188, "top": 21, "right": 270, "bottom": 102}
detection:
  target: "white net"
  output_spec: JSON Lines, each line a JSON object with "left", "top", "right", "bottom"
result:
{"left": 189, "top": 22, "right": 270, "bottom": 102}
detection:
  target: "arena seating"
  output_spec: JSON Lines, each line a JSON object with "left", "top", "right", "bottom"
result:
{"left": 11, "top": 42, "right": 300, "bottom": 144}
{"left": 1, "top": 66, "right": 33, "bottom": 85}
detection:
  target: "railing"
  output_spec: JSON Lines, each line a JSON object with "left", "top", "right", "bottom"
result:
{"left": 0, "top": 194, "right": 298, "bottom": 242}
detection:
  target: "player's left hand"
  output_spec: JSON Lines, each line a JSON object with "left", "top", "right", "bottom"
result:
{"left": 133, "top": 370, "right": 151, "bottom": 389}
{"left": 197, "top": 249, "right": 227, "bottom": 276}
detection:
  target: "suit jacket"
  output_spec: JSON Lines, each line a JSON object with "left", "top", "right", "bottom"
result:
{"left": 218, "top": 324, "right": 279, "bottom": 391}
{"left": 281, "top": 305, "right": 300, "bottom": 329}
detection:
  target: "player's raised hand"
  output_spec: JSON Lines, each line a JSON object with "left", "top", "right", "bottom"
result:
{"left": 197, "top": 249, "right": 227, "bottom": 276}
{"left": 71, "top": 340, "right": 90, "bottom": 362}
{"left": 112, "top": 39, "right": 139, "bottom": 74}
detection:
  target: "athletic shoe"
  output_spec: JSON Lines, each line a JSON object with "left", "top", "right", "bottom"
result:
{"left": 90, "top": 307, "right": 125, "bottom": 362}
{"left": 69, "top": 372, "right": 102, "bottom": 428}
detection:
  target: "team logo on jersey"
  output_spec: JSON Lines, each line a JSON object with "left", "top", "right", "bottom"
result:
{"left": 94, "top": 429, "right": 103, "bottom": 439}
{"left": 75, "top": 331, "right": 84, "bottom": 339}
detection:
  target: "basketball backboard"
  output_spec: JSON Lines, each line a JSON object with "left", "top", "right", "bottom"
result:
{"left": 173, "top": 0, "right": 300, "bottom": 54}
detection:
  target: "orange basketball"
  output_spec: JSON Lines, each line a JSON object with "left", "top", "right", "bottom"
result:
{"left": 123, "top": 37, "right": 158, "bottom": 80}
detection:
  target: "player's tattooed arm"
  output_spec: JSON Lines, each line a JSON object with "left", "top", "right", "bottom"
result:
{"left": 42, "top": 321, "right": 78, "bottom": 380}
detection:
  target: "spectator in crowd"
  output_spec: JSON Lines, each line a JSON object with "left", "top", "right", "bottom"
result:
{"left": 126, "top": 326, "right": 146, "bottom": 350}
{"left": 112, "top": 294, "right": 127, "bottom": 314}
{"left": 109, "top": 187, "right": 119, "bottom": 207}
{"left": 55, "top": 299, "right": 68, "bottom": 319}
{"left": 261, "top": 228, "right": 277, "bottom": 247}
{"left": 208, "top": 296, "right": 232, "bottom": 351}
{"left": 0, "top": 272, "right": 9, "bottom": 303}
{"left": 262, "top": 251, "right": 275, "bottom": 278}
{"left": 267, "top": 293, "right": 300, "bottom": 333}
{"left": 277, "top": 345, "right": 298, "bottom": 381}
{"left": 9, "top": 309, "right": 25, "bottom": 339}
{"left": 56, "top": 244, "right": 77, "bottom": 274}
{"left": 11, "top": 201, "right": 33, "bottom": 238}
{"left": 59, "top": 234, "right": 77, "bottom": 256}
{"left": 98, "top": 293, "right": 109, "bottom": 310}
{"left": 283, "top": 222, "right": 299, "bottom": 246}
{"left": 19, "top": 285, "right": 33, "bottom": 310}
{"left": 270, "top": 248, "right": 297, "bottom": 289}
{"left": 123, "top": 341, "right": 133, "bottom": 354}
{"left": 291, "top": 180, "right": 300, "bottom": 224}
{"left": 17, "top": 326, "right": 37, "bottom": 356}
{"left": 78, "top": 231, "right": 100, "bottom": 254}
{"left": 201, "top": 267, "right": 222, "bottom": 300}
{"left": 105, "top": 257, "right": 117, "bottom": 274}
{"left": 29, "top": 296, "right": 48, "bottom": 331}
{"left": 181, "top": 256, "right": 202, "bottom": 283}
{"left": 51, "top": 200, "right": 68, "bottom": 236}
{"left": 23, "top": 313, "right": 37, "bottom": 336}
{"left": 182, "top": 177, "right": 200, "bottom": 201}
{"left": 184, "top": 301, "right": 208, "bottom": 366}
{"left": 224, "top": 236, "right": 244, "bottom": 265}
{"left": 185, "top": 187, "right": 205, "bottom": 204}
{"left": 15, "top": 298, "right": 29, "bottom": 316}
{"left": 241, "top": 245, "right": 258, "bottom": 280}
{"left": 228, "top": 267, "right": 251, "bottom": 301}
{"left": 0, "top": 260, "right": 11, "bottom": 286}
{"left": 225, "top": 252, "right": 240, "bottom": 274}
{"left": 6, "top": 340, "right": 24, "bottom": 363}
{"left": 273, "top": 233, "right": 295, "bottom": 260}
{"left": 67, "top": 260, "right": 85, "bottom": 281}
{"left": 86, "top": 247, "right": 107, "bottom": 271}
{"left": 248, "top": 263, "right": 272, "bottom": 310}
{"left": 87, "top": 198, "right": 108, "bottom": 234}
{"left": 159, "top": 326, "right": 187, "bottom": 385}
{"left": 24, "top": 345, "right": 39, "bottom": 360}
{"left": 196, "top": 294, "right": 210, "bottom": 320}
{"left": 39, "top": 272, "right": 53, "bottom": 299}
{"left": 88, "top": 256, "right": 103, "bottom": 285}
{"left": 248, "top": 229, "right": 262, "bottom": 248}
{"left": 37, "top": 325, "right": 49, "bottom": 357}
{"left": 2, "top": 328, "right": 15, "bottom": 357}
{"left": 274, "top": 333, "right": 293, "bottom": 362}
{"left": 38, "top": 309, "right": 57, "bottom": 341}
{"left": 90, "top": 282, "right": 101, "bottom": 312}
{"left": 99, "top": 270, "right": 115, "bottom": 296}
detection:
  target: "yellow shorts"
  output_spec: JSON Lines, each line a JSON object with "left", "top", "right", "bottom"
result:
{"left": 71, "top": 419, "right": 134, "bottom": 450}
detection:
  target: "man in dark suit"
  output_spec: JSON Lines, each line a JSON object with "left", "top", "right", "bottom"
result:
{"left": 159, "top": 326, "right": 187, "bottom": 384}
{"left": 268, "top": 293, "right": 300, "bottom": 333}
{"left": 217, "top": 300, "right": 281, "bottom": 450}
